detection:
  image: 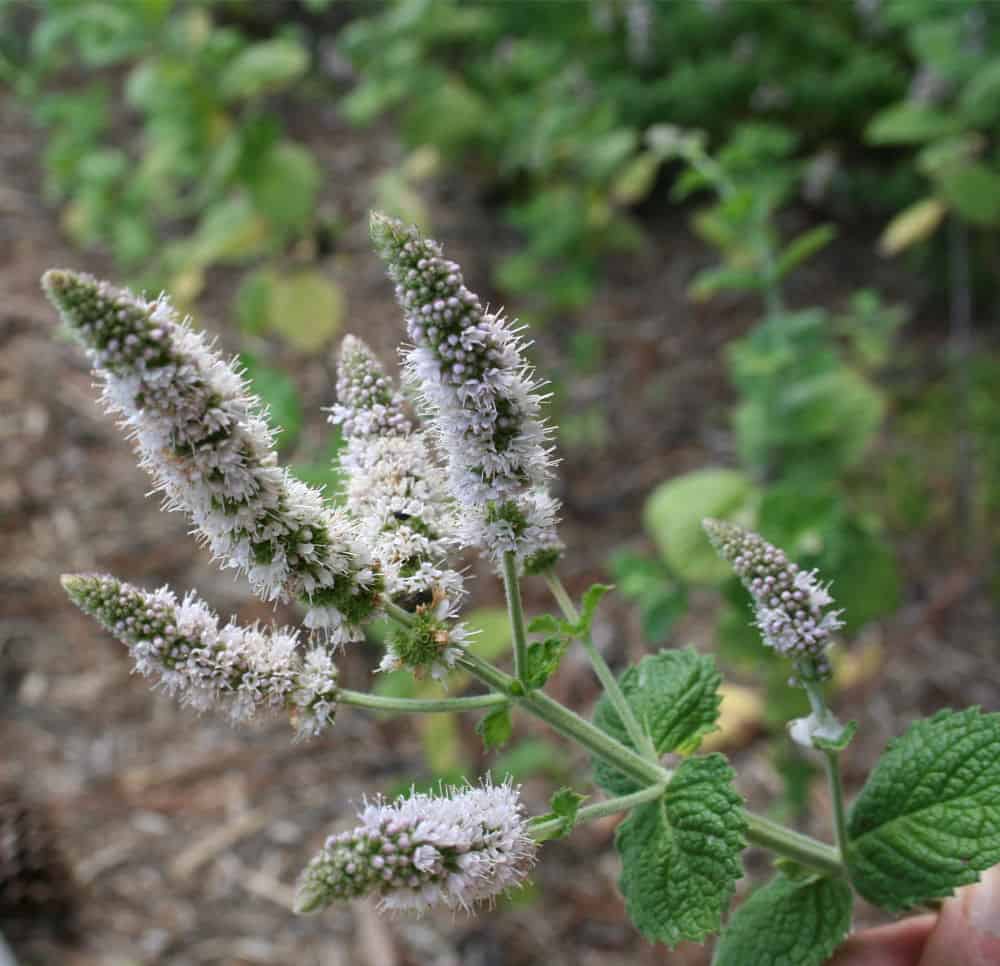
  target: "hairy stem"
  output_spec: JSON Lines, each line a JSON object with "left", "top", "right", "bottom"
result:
{"left": 529, "top": 784, "right": 667, "bottom": 841}
{"left": 801, "top": 674, "right": 849, "bottom": 862}
{"left": 337, "top": 689, "right": 508, "bottom": 714}
{"left": 502, "top": 551, "right": 529, "bottom": 683}
{"left": 457, "top": 653, "right": 843, "bottom": 877}
{"left": 544, "top": 571, "right": 657, "bottom": 761}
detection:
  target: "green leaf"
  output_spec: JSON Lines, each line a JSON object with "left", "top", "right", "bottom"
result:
{"left": 611, "top": 151, "right": 661, "bottom": 206}
{"left": 616, "top": 755, "right": 745, "bottom": 946}
{"left": 239, "top": 353, "right": 302, "bottom": 449}
{"left": 866, "top": 103, "right": 960, "bottom": 145}
{"left": 689, "top": 265, "right": 762, "bottom": 302}
{"left": 250, "top": 141, "right": 321, "bottom": 235}
{"left": 527, "top": 614, "right": 562, "bottom": 636}
{"left": 847, "top": 708, "right": 1000, "bottom": 911}
{"left": 813, "top": 720, "right": 858, "bottom": 754}
{"left": 712, "top": 875, "right": 852, "bottom": 966}
{"left": 191, "top": 197, "right": 271, "bottom": 264}
{"left": 775, "top": 224, "right": 836, "bottom": 279}
{"left": 476, "top": 704, "right": 513, "bottom": 751}
{"left": 593, "top": 649, "right": 722, "bottom": 796}
{"left": 523, "top": 636, "right": 567, "bottom": 690}
{"left": 267, "top": 271, "right": 344, "bottom": 353}
{"left": 935, "top": 162, "right": 1000, "bottom": 227}
{"left": 644, "top": 468, "right": 758, "bottom": 584}
{"left": 577, "top": 583, "right": 613, "bottom": 635}
{"left": 531, "top": 787, "right": 587, "bottom": 842}
{"left": 219, "top": 37, "right": 309, "bottom": 101}
{"left": 959, "top": 61, "right": 1000, "bottom": 124}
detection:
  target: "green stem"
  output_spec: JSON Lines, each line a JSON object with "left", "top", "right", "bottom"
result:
{"left": 529, "top": 784, "right": 667, "bottom": 841}
{"left": 544, "top": 571, "right": 657, "bottom": 762}
{"left": 337, "top": 689, "right": 508, "bottom": 714}
{"left": 383, "top": 600, "right": 416, "bottom": 627}
{"left": 432, "top": 634, "right": 844, "bottom": 875}
{"left": 801, "top": 673, "right": 849, "bottom": 862}
{"left": 745, "top": 812, "right": 843, "bottom": 878}
{"left": 502, "top": 551, "right": 529, "bottom": 683}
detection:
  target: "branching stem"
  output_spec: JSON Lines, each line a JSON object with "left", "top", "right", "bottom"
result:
{"left": 544, "top": 570, "right": 658, "bottom": 762}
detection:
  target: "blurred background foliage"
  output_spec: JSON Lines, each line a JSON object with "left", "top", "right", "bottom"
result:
{"left": 4, "top": 0, "right": 1000, "bottom": 807}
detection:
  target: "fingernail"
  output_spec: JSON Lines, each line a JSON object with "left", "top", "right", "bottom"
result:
{"left": 967, "top": 865, "right": 1000, "bottom": 938}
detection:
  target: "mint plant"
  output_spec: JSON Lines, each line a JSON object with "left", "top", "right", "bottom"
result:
{"left": 45, "top": 215, "right": 1000, "bottom": 961}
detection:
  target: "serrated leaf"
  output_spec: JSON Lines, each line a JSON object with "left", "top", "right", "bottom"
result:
{"left": 530, "top": 787, "right": 587, "bottom": 842}
{"left": 577, "top": 583, "right": 613, "bottom": 635}
{"left": 475, "top": 704, "right": 513, "bottom": 751}
{"left": 616, "top": 755, "right": 745, "bottom": 946}
{"left": 593, "top": 649, "right": 722, "bottom": 795}
{"left": 712, "top": 875, "right": 852, "bottom": 966}
{"left": 523, "top": 636, "right": 567, "bottom": 690}
{"left": 847, "top": 708, "right": 1000, "bottom": 911}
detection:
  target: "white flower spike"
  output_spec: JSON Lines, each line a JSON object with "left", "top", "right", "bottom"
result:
{"left": 369, "top": 214, "right": 563, "bottom": 574}
{"left": 295, "top": 779, "right": 536, "bottom": 914}
{"left": 43, "top": 270, "right": 382, "bottom": 644}
{"left": 62, "top": 574, "right": 338, "bottom": 737}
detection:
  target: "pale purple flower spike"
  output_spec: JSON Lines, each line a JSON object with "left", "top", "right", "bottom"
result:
{"left": 703, "top": 519, "right": 843, "bottom": 679}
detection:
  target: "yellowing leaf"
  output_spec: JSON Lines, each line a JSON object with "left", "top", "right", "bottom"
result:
{"left": 831, "top": 637, "right": 883, "bottom": 692}
{"left": 701, "top": 683, "right": 764, "bottom": 752}
{"left": 267, "top": 270, "right": 344, "bottom": 352}
{"left": 879, "top": 197, "right": 947, "bottom": 256}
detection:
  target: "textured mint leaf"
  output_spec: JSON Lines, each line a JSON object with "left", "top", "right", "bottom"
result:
{"left": 524, "top": 636, "right": 568, "bottom": 689}
{"left": 475, "top": 704, "right": 512, "bottom": 751}
{"left": 616, "top": 755, "right": 746, "bottom": 946}
{"left": 593, "top": 649, "right": 722, "bottom": 795}
{"left": 847, "top": 708, "right": 1000, "bottom": 911}
{"left": 713, "top": 875, "right": 852, "bottom": 966}
{"left": 529, "top": 788, "right": 587, "bottom": 842}
{"left": 577, "top": 583, "right": 613, "bottom": 635}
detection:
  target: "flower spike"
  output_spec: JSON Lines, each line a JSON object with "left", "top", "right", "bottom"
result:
{"left": 62, "top": 574, "right": 339, "bottom": 737}
{"left": 295, "top": 779, "right": 536, "bottom": 914}
{"left": 369, "top": 213, "right": 563, "bottom": 573}
{"left": 703, "top": 519, "right": 842, "bottom": 679}
{"left": 330, "top": 335, "right": 465, "bottom": 611}
{"left": 43, "top": 270, "right": 381, "bottom": 644}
